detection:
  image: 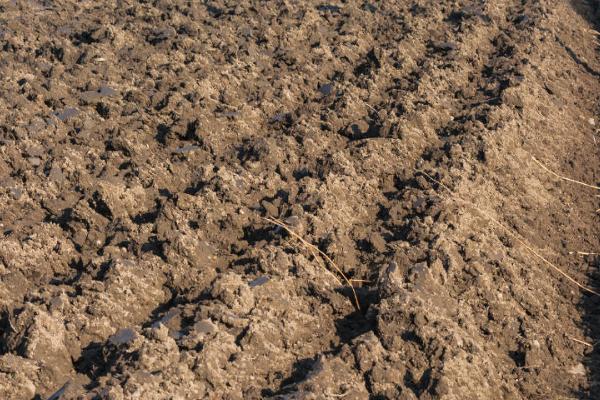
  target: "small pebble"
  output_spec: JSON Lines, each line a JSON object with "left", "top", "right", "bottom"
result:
{"left": 173, "top": 145, "right": 201, "bottom": 154}
{"left": 588, "top": 117, "right": 596, "bottom": 126}
{"left": 109, "top": 328, "right": 136, "bottom": 345}
{"left": 54, "top": 107, "right": 79, "bottom": 121}
{"left": 81, "top": 86, "right": 117, "bottom": 102}
{"left": 99, "top": 85, "right": 117, "bottom": 96}
{"left": 319, "top": 83, "right": 333, "bottom": 96}
{"left": 249, "top": 275, "right": 270, "bottom": 288}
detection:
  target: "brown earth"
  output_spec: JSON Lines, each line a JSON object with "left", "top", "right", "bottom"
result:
{"left": 0, "top": 0, "right": 600, "bottom": 399}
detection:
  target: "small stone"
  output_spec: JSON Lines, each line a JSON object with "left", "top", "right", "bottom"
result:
{"left": 249, "top": 275, "right": 270, "bottom": 288}
{"left": 99, "top": 85, "right": 117, "bottom": 96}
{"left": 173, "top": 145, "right": 201, "bottom": 154}
{"left": 109, "top": 328, "right": 137, "bottom": 346}
{"left": 319, "top": 83, "right": 333, "bottom": 96}
{"left": 54, "top": 107, "right": 79, "bottom": 121}
{"left": 588, "top": 117, "right": 596, "bottom": 126}
{"left": 81, "top": 87, "right": 116, "bottom": 102}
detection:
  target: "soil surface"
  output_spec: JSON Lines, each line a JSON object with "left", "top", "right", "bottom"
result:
{"left": 1, "top": 1, "right": 600, "bottom": 399}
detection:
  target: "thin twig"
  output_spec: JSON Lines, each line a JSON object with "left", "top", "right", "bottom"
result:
{"left": 567, "top": 335, "right": 593, "bottom": 347}
{"left": 532, "top": 156, "right": 600, "bottom": 190}
{"left": 262, "top": 216, "right": 361, "bottom": 310}
{"left": 416, "top": 170, "right": 600, "bottom": 297}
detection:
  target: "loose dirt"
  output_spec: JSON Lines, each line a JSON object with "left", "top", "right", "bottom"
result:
{"left": 1, "top": 1, "right": 600, "bottom": 399}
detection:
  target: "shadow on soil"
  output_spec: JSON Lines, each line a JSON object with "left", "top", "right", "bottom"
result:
{"left": 570, "top": 0, "right": 600, "bottom": 30}
{"left": 568, "top": 2, "right": 600, "bottom": 398}
{"left": 571, "top": 3, "right": 600, "bottom": 397}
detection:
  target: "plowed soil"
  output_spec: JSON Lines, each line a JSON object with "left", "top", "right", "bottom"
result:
{"left": 1, "top": 1, "right": 600, "bottom": 399}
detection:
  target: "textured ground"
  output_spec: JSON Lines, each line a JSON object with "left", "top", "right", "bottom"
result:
{"left": 1, "top": 0, "right": 600, "bottom": 399}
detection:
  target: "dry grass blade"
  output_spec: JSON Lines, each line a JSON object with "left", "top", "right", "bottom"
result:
{"left": 566, "top": 335, "right": 593, "bottom": 347}
{"left": 569, "top": 251, "right": 599, "bottom": 256}
{"left": 586, "top": 28, "right": 600, "bottom": 36}
{"left": 307, "top": 245, "right": 343, "bottom": 286}
{"left": 532, "top": 156, "right": 600, "bottom": 190}
{"left": 417, "top": 170, "right": 600, "bottom": 297}
{"left": 262, "top": 216, "right": 361, "bottom": 310}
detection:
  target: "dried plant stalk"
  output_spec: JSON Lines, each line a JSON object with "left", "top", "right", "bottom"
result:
{"left": 262, "top": 216, "right": 361, "bottom": 310}
{"left": 532, "top": 156, "right": 600, "bottom": 190}
{"left": 417, "top": 170, "right": 600, "bottom": 297}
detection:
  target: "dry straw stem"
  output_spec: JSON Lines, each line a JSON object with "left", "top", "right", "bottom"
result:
{"left": 262, "top": 216, "right": 342, "bottom": 286}
{"left": 532, "top": 156, "right": 600, "bottom": 190}
{"left": 567, "top": 335, "right": 593, "bottom": 348}
{"left": 569, "top": 251, "right": 599, "bottom": 256}
{"left": 416, "top": 170, "right": 600, "bottom": 297}
{"left": 261, "top": 216, "right": 361, "bottom": 310}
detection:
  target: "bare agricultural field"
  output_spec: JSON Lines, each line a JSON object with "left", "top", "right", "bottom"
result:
{"left": 0, "top": 1, "right": 600, "bottom": 399}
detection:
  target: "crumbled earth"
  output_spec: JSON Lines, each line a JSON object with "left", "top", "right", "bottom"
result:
{"left": 1, "top": 1, "right": 600, "bottom": 399}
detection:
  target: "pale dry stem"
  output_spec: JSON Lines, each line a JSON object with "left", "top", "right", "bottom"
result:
{"left": 417, "top": 170, "right": 600, "bottom": 297}
{"left": 262, "top": 216, "right": 361, "bottom": 310}
{"left": 532, "top": 156, "right": 600, "bottom": 190}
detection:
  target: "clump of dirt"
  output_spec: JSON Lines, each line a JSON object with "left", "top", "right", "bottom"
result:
{"left": 1, "top": 0, "right": 599, "bottom": 399}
